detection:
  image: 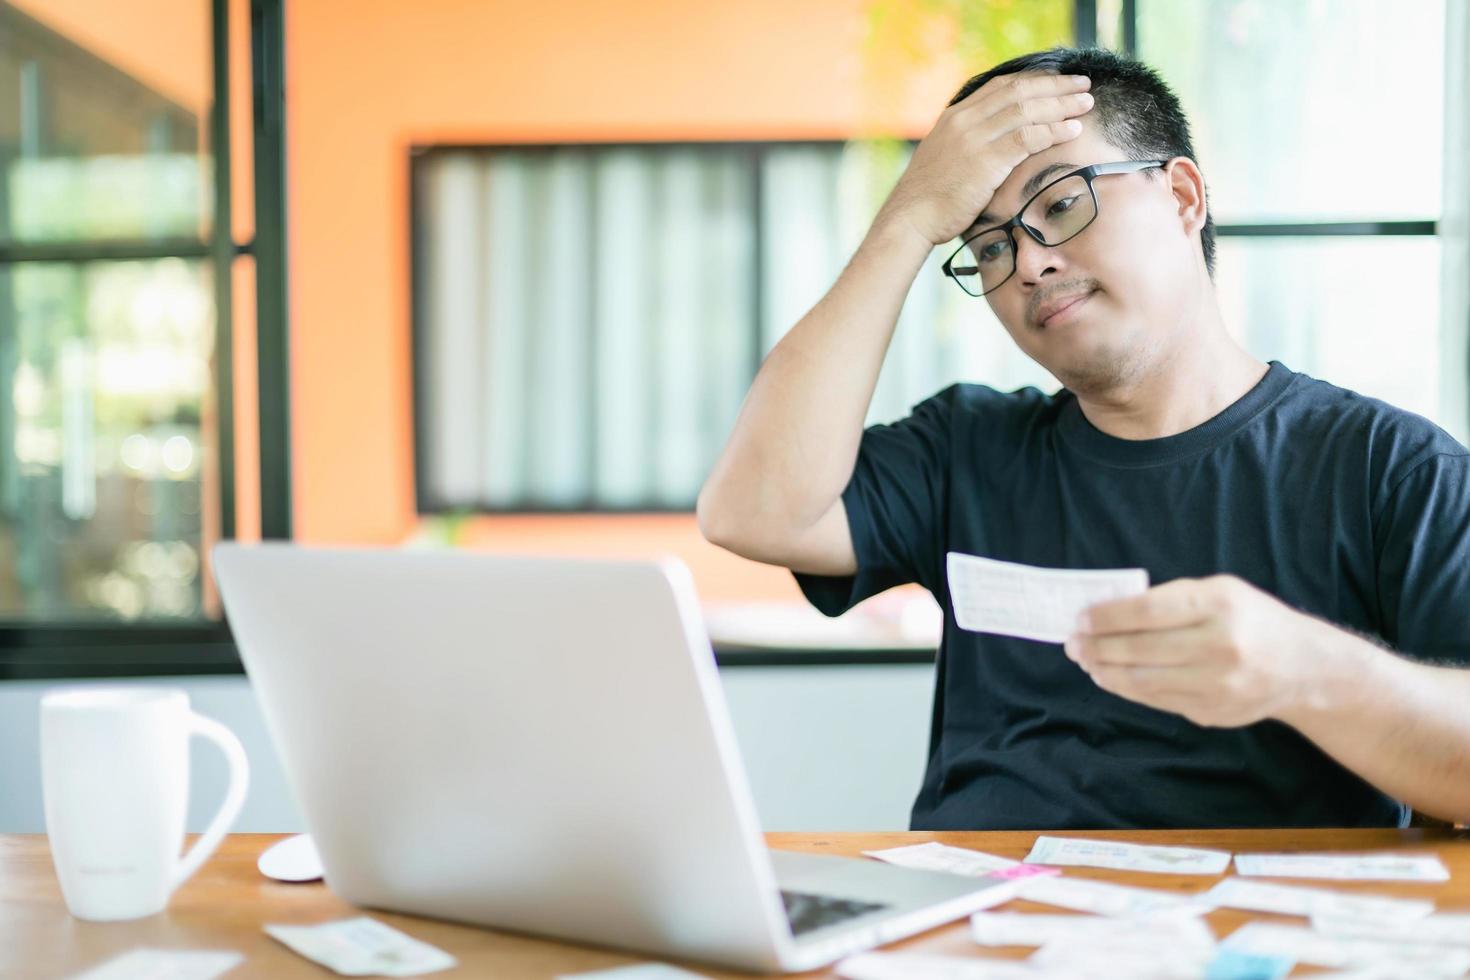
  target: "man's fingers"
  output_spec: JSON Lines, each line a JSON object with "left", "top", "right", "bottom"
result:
{"left": 1009, "top": 119, "right": 1085, "bottom": 157}
{"left": 1021, "top": 71, "right": 1092, "bottom": 99}
{"left": 1086, "top": 663, "right": 1207, "bottom": 709}
{"left": 978, "top": 90, "right": 1094, "bottom": 132}
{"left": 952, "top": 71, "right": 1092, "bottom": 114}
{"left": 1065, "top": 624, "right": 1214, "bottom": 668}
{"left": 1080, "top": 578, "right": 1221, "bottom": 635}
{"left": 1088, "top": 666, "right": 1249, "bottom": 728}
{"left": 895, "top": 71, "right": 1091, "bottom": 245}
{"left": 979, "top": 120, "right": 1086, "bottom": 189}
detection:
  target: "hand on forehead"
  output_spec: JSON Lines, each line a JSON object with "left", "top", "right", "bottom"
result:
{"left": 982, "top": 111, "right": 1110, "bottom": 226}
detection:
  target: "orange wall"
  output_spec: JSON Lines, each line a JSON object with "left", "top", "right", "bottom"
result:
{"left": 286, "top": 0, "right": 952, "bottom": 601}
{"left": 11, "top": 0, "right": 257, "bottom": 245}
{"left": 10, "top": 0, "right": 208, "bottom": 117}
{"left": 9, "top": 0, "right": 962, "bottom": 603}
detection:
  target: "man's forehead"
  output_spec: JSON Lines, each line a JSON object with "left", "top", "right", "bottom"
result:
{"left": 973, "top": 130, "right": 1120, "bottom": 228}
{"left": 975, "top": 159, "right": 1083, "bottom": 227}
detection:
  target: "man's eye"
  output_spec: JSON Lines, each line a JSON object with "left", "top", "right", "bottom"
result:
{"left": 978, "top": 240, "right": 1009, "bottom": 263}
{"left": 1046, "top": 195, "right": 1080, "bottom": 218}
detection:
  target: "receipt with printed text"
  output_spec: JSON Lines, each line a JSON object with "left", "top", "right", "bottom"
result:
{"left": 946, "top": 552, "right": 1148, "bottom": 643}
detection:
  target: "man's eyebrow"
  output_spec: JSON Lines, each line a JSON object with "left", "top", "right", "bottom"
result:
{"left": 1022, "top": 161, "right": 1078, "bottom": 201}
{"left": 972, "top": 162, "right": 1079, "bottom": 229}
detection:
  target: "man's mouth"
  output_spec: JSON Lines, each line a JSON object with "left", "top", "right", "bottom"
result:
{"left": 1036, "top": 289, "right": 1096, "bottom": 329}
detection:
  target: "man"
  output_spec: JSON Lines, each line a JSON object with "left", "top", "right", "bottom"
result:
{"left": 697, "top": 46, "right": 1470, "bottom": 830}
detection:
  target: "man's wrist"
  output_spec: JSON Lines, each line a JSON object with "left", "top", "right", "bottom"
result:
{"left": 1274, "top": 615, "right": 1386, "bottom": 729}
{"left": 866, "top": 209, "right": 938, "bottom": 265}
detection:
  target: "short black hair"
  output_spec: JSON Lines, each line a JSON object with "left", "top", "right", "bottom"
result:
{"left": 950, "top": 46, "right": 1215, "bottom": 277}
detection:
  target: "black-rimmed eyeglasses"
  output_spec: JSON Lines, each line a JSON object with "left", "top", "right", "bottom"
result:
{"left": 941, "top": 160, "right": 1168, "bottom": 297}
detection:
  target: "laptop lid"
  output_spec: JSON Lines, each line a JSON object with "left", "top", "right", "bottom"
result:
{"left": 213, "top": 542, "right": 796, "bottom": 970}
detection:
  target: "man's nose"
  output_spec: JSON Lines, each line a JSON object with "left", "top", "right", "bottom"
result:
{"left": 1014, "top": 229, "right": 1062, "bottom": 283}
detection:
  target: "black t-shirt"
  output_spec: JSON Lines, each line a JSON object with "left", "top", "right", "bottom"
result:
{"left": 795, "top": 361, "right": 1470, "bottom": 830}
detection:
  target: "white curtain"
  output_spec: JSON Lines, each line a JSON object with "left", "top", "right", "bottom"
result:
{"left": 417, "top": 144, "right": 1057, "bottom": 511}
{"left": 419, "top": 147, "right": 760, "bottom": 510}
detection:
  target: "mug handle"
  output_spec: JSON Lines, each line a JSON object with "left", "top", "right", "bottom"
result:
{"left": 170, "top": 711, "right": 250, "bottom": 891}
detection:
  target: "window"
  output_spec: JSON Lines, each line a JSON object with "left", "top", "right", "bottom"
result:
{"left": 413, "top": 142, "right": 1056, "bottom": 512}
{"left": 1139, "top": 0, "right": 1459, "bottom": 438}
{"left": 415, "top": 1, "right": 1466, "bottom": 518}
{"left": 0, "top": 0, "right": 288, "bottom": 677}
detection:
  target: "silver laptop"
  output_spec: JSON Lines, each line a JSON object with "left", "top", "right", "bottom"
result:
{"left": 211, "top": 542, "right": 1014, "bottom": 973}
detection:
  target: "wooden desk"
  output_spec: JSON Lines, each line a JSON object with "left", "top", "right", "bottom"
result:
{"left": 6, "top": 828, "right": 1469, "bottom": 978}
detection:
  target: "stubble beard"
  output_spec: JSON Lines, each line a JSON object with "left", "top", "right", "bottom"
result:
{"left": 1046, "top": 325, "right": 1165, "bottom": 400}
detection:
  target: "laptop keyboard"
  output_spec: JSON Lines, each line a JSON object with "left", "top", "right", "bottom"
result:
{"left": 780, "top": 889, "right": 889, "bottom": 936}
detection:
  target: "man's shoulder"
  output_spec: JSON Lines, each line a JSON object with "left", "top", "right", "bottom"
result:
{"left": 855, "top": 382, "right": 1064, "bottom": 479}
{"left": 1280, "top": 369, "right": 1466, "bottom": 459}
{"left": 912, "top": 380, "right": 1066, "bottom": 425}
{"left": 1274, "top": 368, "right": 1469, "bottom": 492}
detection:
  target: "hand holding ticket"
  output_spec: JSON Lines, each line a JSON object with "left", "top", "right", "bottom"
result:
{"left": 946, "top": 552, "right": 1148, "bottom": 643}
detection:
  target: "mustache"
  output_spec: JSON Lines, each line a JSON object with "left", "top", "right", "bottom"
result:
{"left": 1028, "top": 279, "right": 1101, "bottom": 326}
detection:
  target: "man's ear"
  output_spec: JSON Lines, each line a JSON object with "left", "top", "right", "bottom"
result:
{"left": 1165, "top": 157, "right": 1208, "bottom": 239}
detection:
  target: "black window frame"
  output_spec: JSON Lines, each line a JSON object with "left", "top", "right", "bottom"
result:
{"left": 0, "top": 0, "right": 291, "bottom": 680}
{"left": 410, "top": 139, "right": 790, "bottom": 516}
{"left": 1093, "top": 0, "right": 1439, "bottom": 247}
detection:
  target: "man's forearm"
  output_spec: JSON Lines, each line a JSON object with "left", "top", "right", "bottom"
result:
{"left": 1279, "top": 622, "right": 1470, "bottom": 823}
{"left": 697, "top": 217, "right": 933, "bottom": 545}
{"left": 699, "top": 73, "right": 1097, "bottom": 559}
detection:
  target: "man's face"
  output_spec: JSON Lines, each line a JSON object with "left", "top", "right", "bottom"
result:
{"left": 970, "top": 114, "right": 1205, "bottom": 396}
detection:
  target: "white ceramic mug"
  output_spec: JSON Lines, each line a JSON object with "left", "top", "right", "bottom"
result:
{"left": 40, "top": 686, "right": 250, "bottom": 921}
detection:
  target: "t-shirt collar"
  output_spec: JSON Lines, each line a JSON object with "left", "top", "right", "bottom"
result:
{"left": 1056, "top": 360, "right": 1297, "bottom": 467}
